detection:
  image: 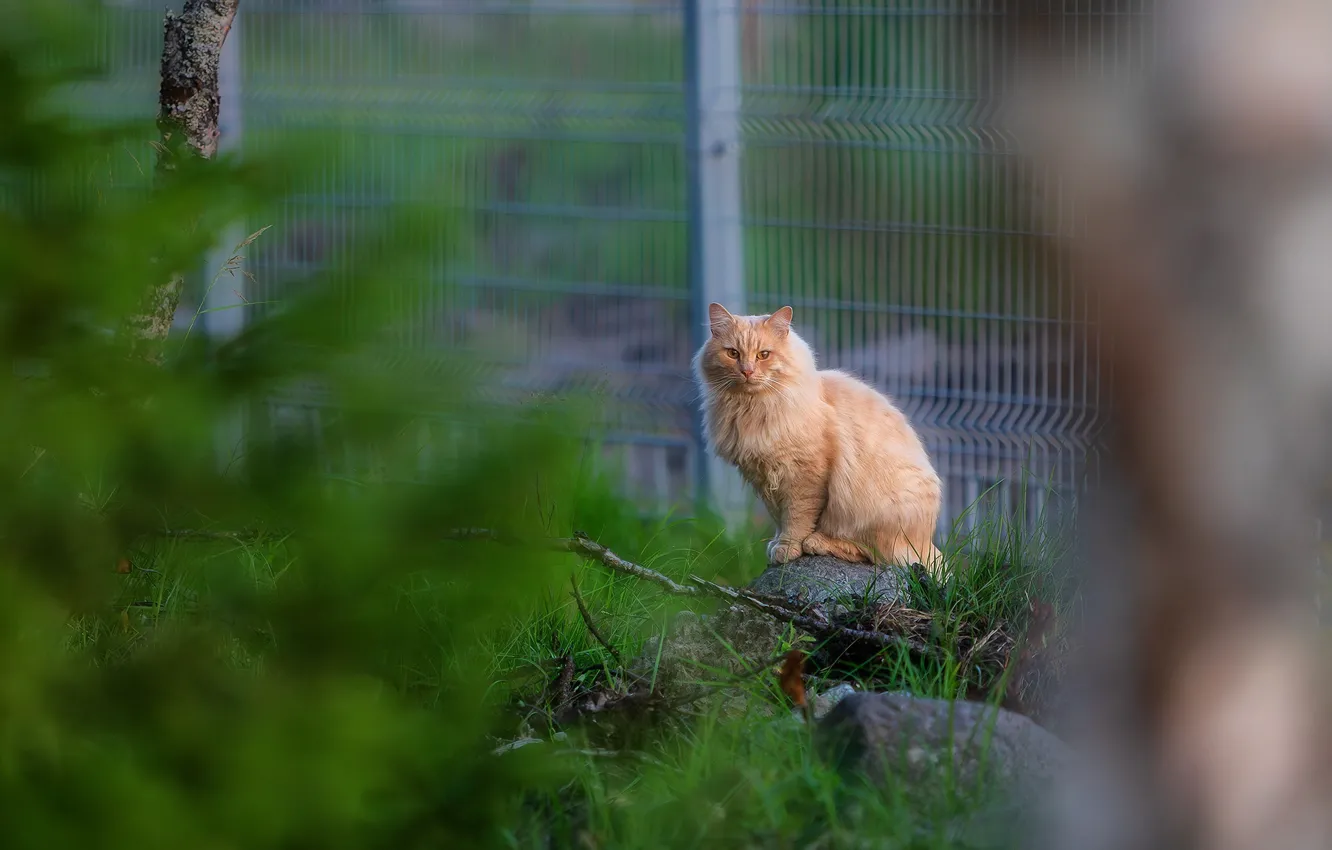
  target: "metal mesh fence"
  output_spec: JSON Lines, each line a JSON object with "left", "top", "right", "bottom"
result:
{"left": 88, "top": 0, "right": 1118, "bottom": 538}
{"left": 736, "top": 1, "right": 1123, "bottom": 537}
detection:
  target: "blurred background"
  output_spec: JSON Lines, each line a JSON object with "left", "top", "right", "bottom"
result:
{"left": 89, "top": 0, "right": 1108, "bottom": 538}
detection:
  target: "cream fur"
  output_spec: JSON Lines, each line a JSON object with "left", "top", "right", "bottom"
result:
{"left": 692, "top": 303, "right": 945, "bottom": 571}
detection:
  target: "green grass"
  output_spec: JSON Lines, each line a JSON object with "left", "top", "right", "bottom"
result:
{"left": 469, "top": 476, "right": 1072, "bottom": 848}
{"left": 507, "top": 715, "right": 971, "bottom": 850}
{"left": 69, "top": 475, "right": 1068, "bottom": 850}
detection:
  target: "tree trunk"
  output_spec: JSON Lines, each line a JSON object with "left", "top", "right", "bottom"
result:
{"left": 127, "top": 0, "right": 240, "bottom": 357}
{"left": 1002, "top": 2, "right": 1332, "bottom": 849}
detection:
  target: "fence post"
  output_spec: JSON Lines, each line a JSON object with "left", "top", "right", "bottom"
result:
{"left": 204, "top": 8, "right": 246, "bottom": 472}
{"left": 685, "top": 0, "right": 749, "bottom": 523}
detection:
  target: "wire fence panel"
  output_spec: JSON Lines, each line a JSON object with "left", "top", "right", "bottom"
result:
{"left": 237, "top": 0, "right": 696, "bottom": 507}
{"left": 739, "top": 0, "right": 1110, "bottom": 541}
{"left": 89, "top": 0, "right": 1113, "bottom": 538}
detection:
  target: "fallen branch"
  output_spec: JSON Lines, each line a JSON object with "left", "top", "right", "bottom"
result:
{"left": 566, "top": 536, "right": 940, "bottom": 660}
{"left": 686, "top": 573, "right": 826, "bottom": 627}
{"left": 565, "top": 532, "right": 699, "bottom": 596}
{"left": 153, "top": 527, "right": 287, "bottom": 543}
{"left": 491, "top": 736, "right": 662, "bottom": 763}
{"left": 685, "top": 573, "right": 937, "bottom": 659}
{"left": 548, "top": 652, "right": 575, "bottom": 712}
{"left": 569, "top": 575, "right": 624, "bottom": 667}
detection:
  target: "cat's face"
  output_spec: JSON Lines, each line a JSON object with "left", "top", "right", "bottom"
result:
{"left": 698, "top": 303, "right": 797, "bottom": 393}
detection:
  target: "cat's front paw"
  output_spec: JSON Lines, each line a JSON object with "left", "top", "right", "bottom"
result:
{"left": 767, "top": 536, "right": 803, "bottom": 564}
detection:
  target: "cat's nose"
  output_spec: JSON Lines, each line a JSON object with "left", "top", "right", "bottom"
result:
{"left": 740, "top": 365, "right": 755, "bottom": 378}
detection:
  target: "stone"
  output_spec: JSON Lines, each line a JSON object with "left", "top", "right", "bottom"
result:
{"left": 815, "top": 692, "right": 1070, "bottom": 804}
{"left": 811, "top": 681, "right": 858, "bottom": 720}
{"left": 748, "top": 555, "right": 906, "bottom": 610}
{"left": 632, "top": 555, "right": 901, "bottom": 706}
{"left": 633, "top": 605, "right": 786, "bottom": 708}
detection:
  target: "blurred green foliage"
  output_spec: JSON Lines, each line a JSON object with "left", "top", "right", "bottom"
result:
{"left": 0, "top": 4, "right": 616, "bottom": 846}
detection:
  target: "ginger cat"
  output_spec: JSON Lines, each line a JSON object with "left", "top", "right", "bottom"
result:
{"left": 693, "top": 303, "right": 945, "bottom": 571}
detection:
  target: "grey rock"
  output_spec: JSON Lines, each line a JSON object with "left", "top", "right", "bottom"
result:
{"left": 811, "top": 682, "right": 858, "bottom": 720}
{"left": 631, "top": 556, "right": 905, "bottom": 709}
{"left": 748, "top": 556, "right": 906, "bottom": 610}
{"left": 633, "top": 605, "right": 786, "bottom": 711}
{"left": 815, "top": 692, "right": 1070, "bottom": 805}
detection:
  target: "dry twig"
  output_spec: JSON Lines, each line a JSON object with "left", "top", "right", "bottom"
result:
{"left": 549, "top": 652, "right": 575, "bottom": 713}
{"left": 569, "top": 540, "right": 938, "bottom": 660}
{"left": 565, "top": 532, "right": 699, "bottom": 596}
{"left": 569, "top": 575, "right": 624, "bottom": 667}
{"left": 153, "top": 527, "right": 285, "bottom": 544}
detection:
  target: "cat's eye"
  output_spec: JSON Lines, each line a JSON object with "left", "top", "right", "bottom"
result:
{"left": 757, "top": 350, "right": 771, "bottom": 360}
{"left": 724, "top": 347, "right": 740, "bottom": 359}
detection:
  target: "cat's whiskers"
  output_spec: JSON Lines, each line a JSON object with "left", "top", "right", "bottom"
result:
{"left": 763, "top": 370, "right": 806, "bottom": 396}
{"left": 757, "top": 378, "right": 809, "bottom": 410}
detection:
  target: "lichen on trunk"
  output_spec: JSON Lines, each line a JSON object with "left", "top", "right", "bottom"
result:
{"left": 126, "top": 0, "right": 239, "bottom": 360}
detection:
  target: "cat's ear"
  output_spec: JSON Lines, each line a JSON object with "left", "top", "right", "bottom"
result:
{"left": 766, "top": 306, "right": 794, "bottom": 336}
{"left": 708, "top": 302, "right": 734, "bottom": 336}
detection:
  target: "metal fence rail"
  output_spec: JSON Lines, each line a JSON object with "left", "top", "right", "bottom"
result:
{"left": 91, "top": 0, "right": 1115, "bottom": 541}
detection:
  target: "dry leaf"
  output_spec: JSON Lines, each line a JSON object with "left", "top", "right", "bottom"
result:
{"left": 778, "top": 648, "right": 807, "bottom": 708}
{"left": 115, "top": 558, "right": 131, "bottom": 574}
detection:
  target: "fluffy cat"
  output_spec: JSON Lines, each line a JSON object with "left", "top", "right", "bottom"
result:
{"left": 693, "top": 303, "right": 945, "bottom": 571}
